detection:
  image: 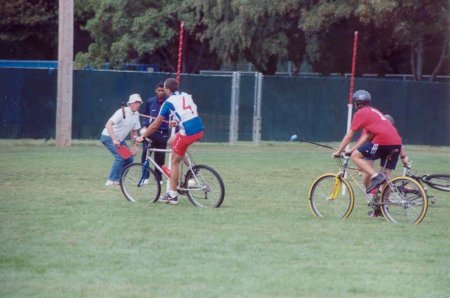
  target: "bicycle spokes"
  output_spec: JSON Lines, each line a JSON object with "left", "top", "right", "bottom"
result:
{"left": 184, "top": 165, "right": 224, "bottom": 208}
{"left": 380, "top": 177, "right": 427, "bottom": 224}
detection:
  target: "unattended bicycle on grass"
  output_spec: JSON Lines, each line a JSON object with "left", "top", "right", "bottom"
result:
{"left": 120, "top": 139, "right": 225, "bottom": 208}
{"left": 403, "top": 165, "right": 450, "bottom": 205}
{"left": 302, "top": 138, "right": 428, "bottom": 224}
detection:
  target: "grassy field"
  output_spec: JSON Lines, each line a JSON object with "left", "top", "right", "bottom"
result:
{"left": 0, "top": 140, "right": 449, "bottom": 297}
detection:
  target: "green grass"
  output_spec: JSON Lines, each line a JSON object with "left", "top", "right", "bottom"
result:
{"left": 1, "top": 140, "right": 449, "bottom": 297}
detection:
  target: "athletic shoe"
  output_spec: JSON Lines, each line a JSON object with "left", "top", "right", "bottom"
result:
{"left": 143, "top": 179, "right": 149, "bottom": 185}
{"left": 159, "top": 193, "right": 171, "bottom": 203}
{"left": 366, "top": 174, "right": 386, "bottom": 193}
{"left": 159, "top": 192, "right": 178, "bottom": 204}
{"left": 105, "top": 180, "right": 119, "bottom": 186}
{"left": 168, "top": 196, "right": 179, "bottom": 205}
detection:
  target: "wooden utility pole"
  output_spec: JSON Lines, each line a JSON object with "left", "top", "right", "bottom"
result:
{"left": 56, "top": 0, "right": 74, "bottom": 147}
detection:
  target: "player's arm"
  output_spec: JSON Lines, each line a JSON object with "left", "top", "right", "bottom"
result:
{"left": 348, "top": 132, "right": 372, "bottom": 154}
{"left": 135, "top": 115, "right": 165, "bottom": 142}
{"left": 332, "top": 130, "right": 355, "bottom": 157}
{"left": 105, "top": 119, "right": 120, "bottom": 147}
{"left": 128, "top": 129, "right": 139, "bottom": 154}
{"left": 400, "top": 146, "right": 409, "bottom": 166}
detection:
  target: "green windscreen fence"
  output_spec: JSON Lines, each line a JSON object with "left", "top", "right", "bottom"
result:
{"left": 0, "top": 68, "right": 57, "bottom": 139}
{"left": 73, "top": 71, "right": 232, "bottom": 141}
{"left": 262, "top": 75, "right": 450, "bottom": 145}
{"left": 1, "top": 68, "right": 449, "bottom": 145}
{"left": 0, "top": 69, "right": 231, "bottom": 142}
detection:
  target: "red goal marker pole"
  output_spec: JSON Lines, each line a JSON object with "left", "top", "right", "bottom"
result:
{"left": 342, "top": 31, "right": 358, "bottom": 186}
{"left": 176, "top": 21, "right": 185, "bottom": 84}
{"left": 346, "top": 31, "right": 359, "bottom": 134}
{"left": 167, "top": 21, "right": 185, "bottom": 193}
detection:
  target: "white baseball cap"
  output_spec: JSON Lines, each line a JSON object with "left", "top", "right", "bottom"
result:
{"left": 127, "top": 93, "right": 143, "bottom": 104}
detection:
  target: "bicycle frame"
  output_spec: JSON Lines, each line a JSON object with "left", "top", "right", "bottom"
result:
{"left": 336, "top": 155, "right": 381, "bottom": 206}
{"left": 144, "top": 147, "right": 204, "bottom": 193}
{"left": 121, "top": 138, "right": 225, "bottom": 207}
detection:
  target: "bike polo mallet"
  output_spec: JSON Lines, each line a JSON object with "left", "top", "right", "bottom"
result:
{"left": 117, "top": 145, "right": 133, "bottom": 159}
{"left": 121, "top": 102, "right": 126, "bottom": 119}
{"left": 115, "top": 101, "right": 133, "bottom": 159}
{"left": 289, "top": 134, "right": 335, "bottom": 150}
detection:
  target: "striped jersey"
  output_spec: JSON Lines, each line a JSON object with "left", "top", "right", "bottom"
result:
{"left": 159, "top": 91, "right": 204, "bottom": 136}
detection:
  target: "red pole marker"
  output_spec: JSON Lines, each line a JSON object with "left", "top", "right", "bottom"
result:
{"left": 348, "top": 31, "right": 359, "bottom": 104}
{"left": 176, "top": 21, "right": 185, "bottom": 84}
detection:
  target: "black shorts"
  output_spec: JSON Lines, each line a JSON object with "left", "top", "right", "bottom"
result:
{"left": 357, "top": 143, "right": 402, "bottom": 170}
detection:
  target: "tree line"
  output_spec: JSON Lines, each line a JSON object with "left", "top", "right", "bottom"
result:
{"left": 1, "top": 0, "right": 448, "bottom": 80}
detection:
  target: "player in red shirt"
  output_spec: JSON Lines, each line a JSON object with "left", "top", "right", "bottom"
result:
{"left": 332, "top": 90, "right": 403, "bottom": 193}
{"left": 357, "top": 115, "right": 410, "bottom": 190}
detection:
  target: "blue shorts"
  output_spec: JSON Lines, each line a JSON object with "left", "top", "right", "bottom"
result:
{"left": 357, "top": 143, "right": 402, "bottom": 170}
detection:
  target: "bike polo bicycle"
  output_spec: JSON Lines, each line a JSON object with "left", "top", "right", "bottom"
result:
{"left": 135, "top": 78, "right": 203, "bottom": 205}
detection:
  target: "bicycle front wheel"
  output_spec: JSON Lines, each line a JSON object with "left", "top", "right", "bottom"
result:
{"left": 309, "top": 174, "right": 355, "bottom": 219}
{"left": 184, "top": 165, "right": 225, "bottom": 208}
{"left": 120, "top": 163, "right": 161, "bottom": 203}
{"left": 380, "top": 177, "right": 428, "bottom": 224}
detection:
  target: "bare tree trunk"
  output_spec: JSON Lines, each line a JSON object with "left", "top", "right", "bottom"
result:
{"left": 417, "top": 37, "right": 424, "bottom": 80}
{"left": 411, "top": 47, "right": 418, "bottom": 81}
{"left": 158, "top": 49, "right": 175, "bottom": 72}
{"left": 414, "top": 36, "right": 424, "bottom": 81}
{"left": 191, "top": 43, "right": 205, "bottom": 73}
{"left": 411, "top": 39, "right": 425, "bottom": 81}
{"left": 430, "top": 34, "right": 449, "bottom": 81}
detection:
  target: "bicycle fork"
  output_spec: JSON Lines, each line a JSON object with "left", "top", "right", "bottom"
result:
{"left": 329, "top": 176, "right": 342, "bottom": 200}
{"left": 137, "top": 160, "right": 149, "bottom": 187}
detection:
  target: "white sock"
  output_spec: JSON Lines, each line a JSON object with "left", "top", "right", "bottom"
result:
{"left": 169, "top": 190, "right": 178, "bottom": 198}
{"left": 371, "top": 173, "right": 378, "bottom": 179}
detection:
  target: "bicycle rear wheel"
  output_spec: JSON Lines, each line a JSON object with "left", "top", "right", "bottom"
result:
{"left": 308, "top": 174, "right": 355, "bottom": 219}
{"left": 184, "top": 165, "right": 225, "bottom": 208}
{"left": 380, "top": 177, "right": 427, "bottom": 224}
{"left": 120, "top": 163, "right": 161, "bottom": 203}
{"left": 422, "top": 174, "right": 450, "bottom": 192}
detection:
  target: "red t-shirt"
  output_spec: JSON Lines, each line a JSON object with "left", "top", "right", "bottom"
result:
{"left": 351, "top": 107, "right": 402, "bottom": 145}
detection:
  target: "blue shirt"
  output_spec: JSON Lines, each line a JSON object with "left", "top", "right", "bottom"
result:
{"left": 142, "top": 95, "right": 169, "bottom": 132}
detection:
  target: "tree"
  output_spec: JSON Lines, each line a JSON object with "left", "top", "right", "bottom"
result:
{"left": 357, "top": 0, "right": 449, "bottom": 80}
{"left": 74, "top": 0, "right": 220, "bottom": 72}
{"left": 300, "top": 0, "right": 449, "bottom": 80}
{"left": 187, "top": 0, "right": 306, "bottom": 74}
{"left": 2, "top": 0, "right": 447, "bottom": 78}
{"left": 0, "top": 0, "right": 57, "bottom": 59}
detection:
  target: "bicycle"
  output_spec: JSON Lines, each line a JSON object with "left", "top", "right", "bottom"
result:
{"left": 308, "top": 152, "right": 428, "bottom": 224}
{"left": 403, "top": 164, "right": 450, "bottom": 205}
{"left": 120, "top": 140, "right": 225, "bottom": 208}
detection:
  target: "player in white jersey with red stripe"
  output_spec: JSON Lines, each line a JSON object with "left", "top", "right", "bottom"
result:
{"left": 137, "top": 78, "right": 204, "bottom": 204}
